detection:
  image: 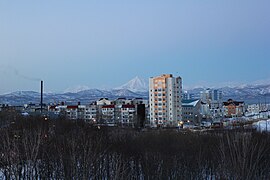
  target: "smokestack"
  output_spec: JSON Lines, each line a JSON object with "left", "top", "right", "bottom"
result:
{"left": 41, "top": 80, "right": 43, "bottom": 113}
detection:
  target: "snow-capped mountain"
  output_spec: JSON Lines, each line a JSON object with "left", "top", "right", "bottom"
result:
{"left": 1, "top": 77, "right": 270, "bottom": 105}
{"left": 185, "top": 83, "right": 270, "bottom": 104}
{"left": 64, "top": 85, "right": 90, "bottom": 93}
{"left": 0, "top": 88, "right": 148, "bottom": 105}
{"left": 116, "top": 76, "right": 148, "bottom": 92}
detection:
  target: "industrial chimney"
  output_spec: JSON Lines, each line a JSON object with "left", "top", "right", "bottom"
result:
{"left": 41, "top": 80, "right": 43, "bottom": 113}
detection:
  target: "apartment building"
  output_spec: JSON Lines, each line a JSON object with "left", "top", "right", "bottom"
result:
{"left": 120, "top": 104, "right": 136, "bottom": 126}
{"left": 223, "top": 99, "right": 245, "bottom": 118}
{"left": 149, "top": 74, "right": 182, "bottom": 128}
{"left": 48, "top": 98, "right": 148, "bottom": 127}
{"left": 101, "top": 105, "right": 115, "bottom": 123}
{"left": 48, "top": 104, "right": 97, "bottom": 122}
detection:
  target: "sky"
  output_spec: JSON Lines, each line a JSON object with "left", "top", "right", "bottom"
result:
{"left": 0, "top": 0, "right": 270, "bottom": 94}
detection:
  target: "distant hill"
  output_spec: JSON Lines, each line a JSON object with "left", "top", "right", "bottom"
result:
{"left": 186, "top": 84, "right": 270, "bottom": 104}
{"left": 1, "top": 77, "right": 270, "bottom": 105}
{"left": 0, "top": 89, "right": 148, "bottom": 105}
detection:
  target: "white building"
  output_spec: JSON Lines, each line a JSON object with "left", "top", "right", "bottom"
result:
{"left": 182, "top": 99, "right": 201, "bottom": 125}
{"left": 201, "top": 102, "right": 211, "bottom": 118}
{"left": 246, "top": 104, "right": 260, "bottom": 115}
{"left": 120, "top": 104, "right": 136, "bottom": 126}
{"left": 149, "top": 74, "right": 182, "bottom": 128}
{"left": 97, "top": 98, "right": 112, "bottom": 106}
{"left": 101, "top": 105, "right": 115, "bottom": 123}
{"left": 85, "top": 104, "right": 98, "bottom": 123}
{"left": 200, "top": 89, "right": 223, "bottom": 119}
{"left": 48, "top": 104, "right": 96, "bottom": 122}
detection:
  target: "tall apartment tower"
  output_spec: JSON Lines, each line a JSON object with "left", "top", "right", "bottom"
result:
{"left": 149, "top": 74, "right": 182, "bottom": 127}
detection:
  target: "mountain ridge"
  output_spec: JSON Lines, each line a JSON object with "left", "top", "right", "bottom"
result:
{"left": 1, "top": 77, "right": 270, "bottom": 105}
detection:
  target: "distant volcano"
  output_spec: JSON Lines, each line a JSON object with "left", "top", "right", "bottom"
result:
{"left": 116, "top": 76, "right": 148, "bottom": 92}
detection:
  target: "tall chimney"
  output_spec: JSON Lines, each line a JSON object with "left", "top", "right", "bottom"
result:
{"left": 41, "top": 80, "right": 43, "bottom": 113}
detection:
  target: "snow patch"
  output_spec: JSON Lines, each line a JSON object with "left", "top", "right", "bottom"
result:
{"left": 253, "top": 120, "right": 270, "bottom": 132}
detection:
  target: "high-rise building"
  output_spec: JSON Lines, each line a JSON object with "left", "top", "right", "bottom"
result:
{"left": 149, "top": 74, "right": 182, "bottom": 127}
{"left": 183, "top": 91, "right": 195, "bottom": 100}
{"left": 209, "top": 89, "right": 222, "bottom": 101}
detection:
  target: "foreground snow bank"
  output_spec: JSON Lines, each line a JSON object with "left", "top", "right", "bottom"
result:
{"left": 253, "top": 119, "right": 270, "bottom": 132}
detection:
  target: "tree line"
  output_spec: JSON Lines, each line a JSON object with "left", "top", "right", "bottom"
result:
{"left": 0, "top": 111, "right": 270, "bottom": 179}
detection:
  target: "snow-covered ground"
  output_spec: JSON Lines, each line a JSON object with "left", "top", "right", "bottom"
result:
{"left": 253, "top": 120, "right": 270, "bottom": 132}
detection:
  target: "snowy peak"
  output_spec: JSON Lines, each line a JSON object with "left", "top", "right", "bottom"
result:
{"left": 116, "top": 76, "right": 148, "bottom": 92}
{"left": 64, "top": 85, "right": 90, "bottom": 93}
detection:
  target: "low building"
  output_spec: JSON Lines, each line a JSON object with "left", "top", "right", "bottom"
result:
{"left": 182, "top": 99, "right": 202, "bottom": 125}
{"left": 120, "top": 104, "right": 136, "bottom": 126}
{"left": 48, "top": 104, "right": 96, "bottom": 122}
{"left": 97, "top": 98, "right": 112, "bottom": 106}
{"left": 101, "top": 105, "right": 115, "bottom": 124}
{"left": 85, "top": 104, "right": 98, "bottom": 123}
{"left": 66, "top": 105, "right": 79, "bottom": 120}
{"left": 223, "top": 99, "right": 245, "bottom": 118}
{"left": 200, "top": 102, "right": 211, "bottom": 119}
{"left": 48, "top": 97, "right": 149, "bottom": 127}
{"left": 246, "top": 104, "right": 260, "bottom": 115}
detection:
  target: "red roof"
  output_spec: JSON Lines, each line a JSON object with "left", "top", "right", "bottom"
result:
{"left": 102, "top": 105, "right": 115, "bottom": 109}
{"left": 122, "top": 104, "right": 135, "bottom": 108}
{"left": 67, "top": 105, "right": 78, "bottom": 109}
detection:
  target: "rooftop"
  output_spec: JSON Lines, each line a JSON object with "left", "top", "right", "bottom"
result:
{"left": 182, "top": 99, "right": 200, "bottom": 107}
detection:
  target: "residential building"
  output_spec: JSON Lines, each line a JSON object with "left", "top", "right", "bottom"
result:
{"left": 114, "top": 98, "right": 132, "bottom": 106}
{"left": 183, "top": 91, "right": 195, "bottom": 100}
{"left": 201, "top": 89, "right": 222, "bottom": 104}
{"left": 48, "top": 103, "right": 97, "bottom": 122}
{"left": 86, "top": 104, "right": 98, "bottom": 123}
{"left": 182, "top": 99, "right": 202, "bottom": 125}
{"left": 48, "top": 97, "right": 149, "bottom": 127}
{"left": 120, "top": 104, "right": 136, "bottom": 126}
{"left": 101, "top": 105, "right": 115, "bottom": 124}
{"left": 209, "top": 89, "right": 222, "bottom": 101}
{"left": 149, "top": 74, "right": 182, "bottom": 128}
{"left": 97, "top": 98, "right": 112, "bottom": 106}
{"left": 66, "top": 105, "right": 79, "bottom": 120}
{"left": 200, "top": 89, "right": 211, "bottom": 104}
{"left": 200, "top": 102, "right": 211, "bottom": 119}
{"left": 223, "top": 99, "right": 245, "bottom": 118}
{"left": 114, "top": 98, "right": 132, "bottom": 124}
{"left": 200, "top": 89, "right": 223, "bottom": 119}
{"left": 246, "top": 104, "right": 260, "bottom": 115}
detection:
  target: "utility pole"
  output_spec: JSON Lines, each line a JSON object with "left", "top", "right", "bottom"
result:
{"left": 41, "top": 80, "right": 43, "bottom": 114}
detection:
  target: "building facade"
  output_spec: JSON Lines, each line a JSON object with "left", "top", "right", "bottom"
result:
{"left": 183, "top": 91, "right": 195, "bottom": 100}
{"left": 223, "top": 99, "right": 245, "bottom": 118}
{"left": 48, "top": 98, "right": 149, "bottom": 127}
{"left": 182, "top": 99, "right": 202, "bottom": 125}
{"left": 149, "top": 74, "right": 182, "bottom": 128}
